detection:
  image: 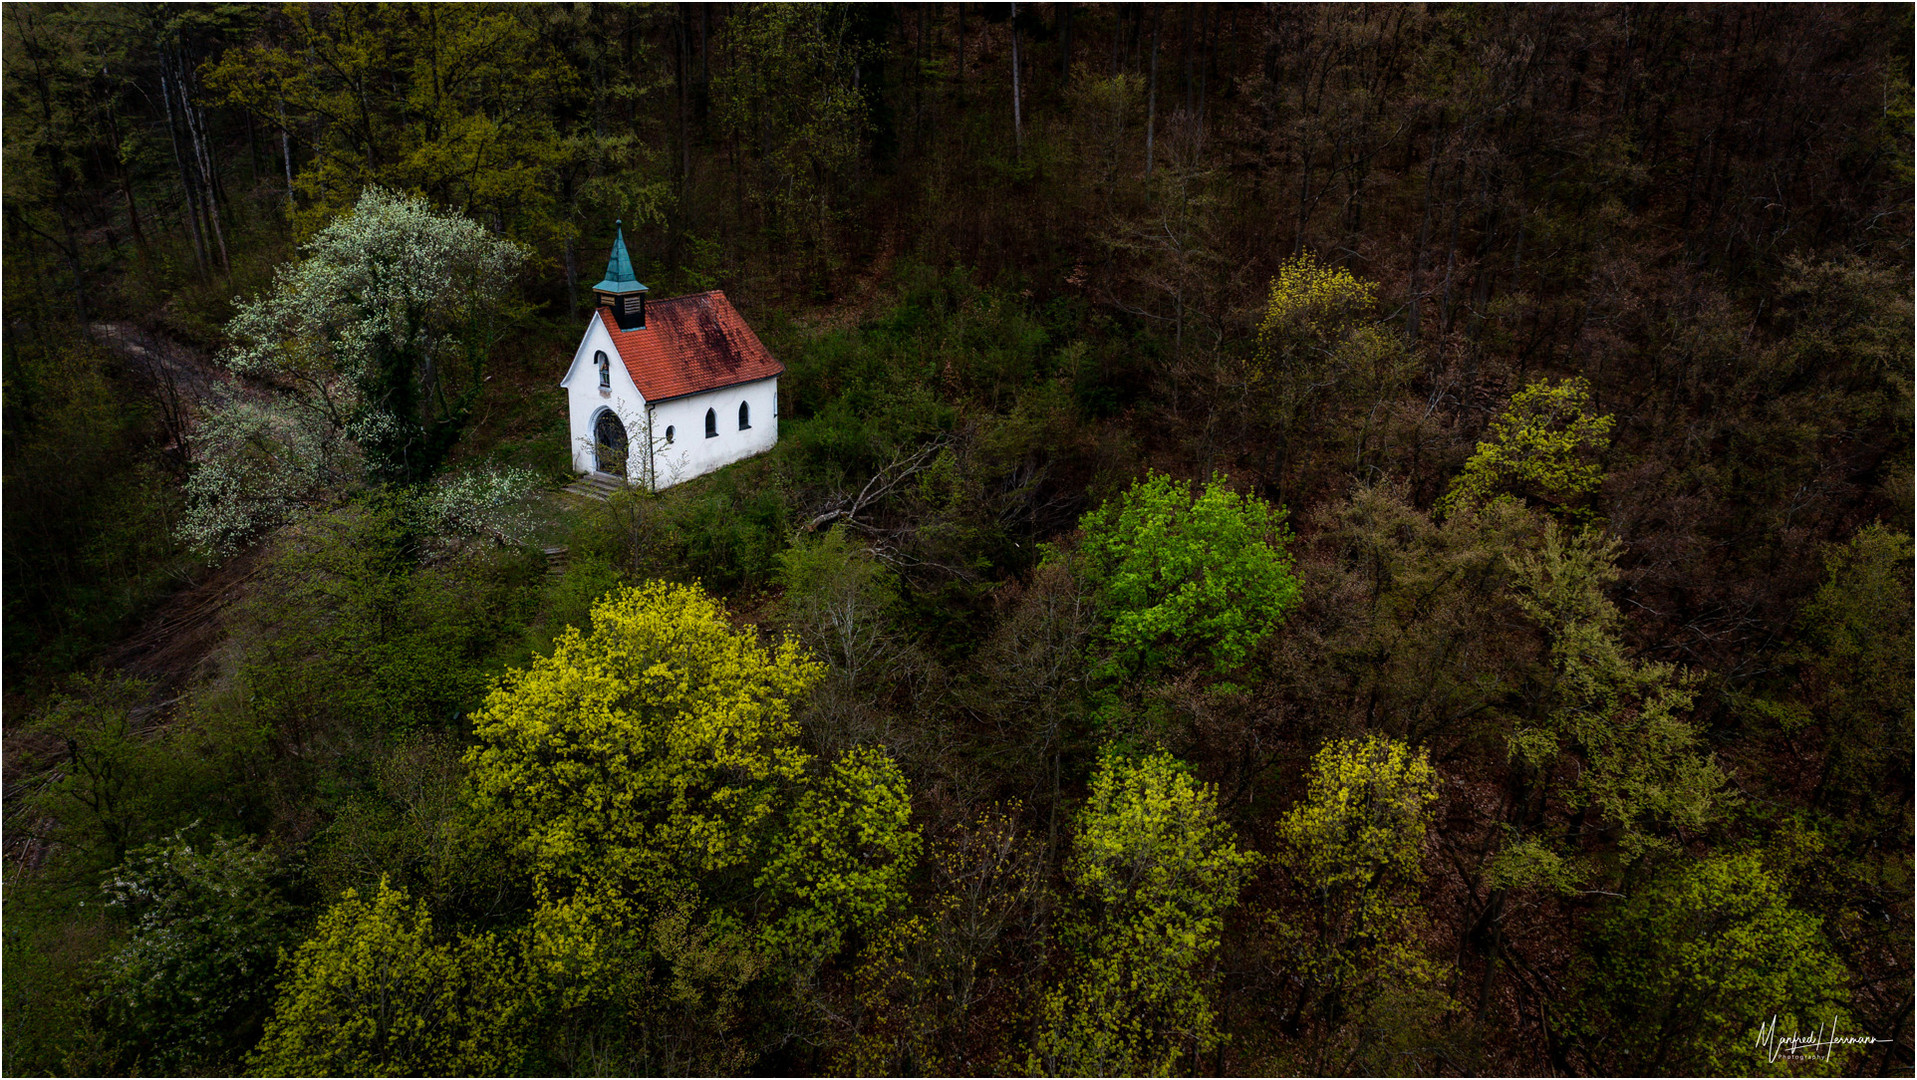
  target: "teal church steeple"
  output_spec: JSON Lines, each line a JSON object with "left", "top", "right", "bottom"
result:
{"left": 592, "top": 220, "right": 649, "bottom": 330}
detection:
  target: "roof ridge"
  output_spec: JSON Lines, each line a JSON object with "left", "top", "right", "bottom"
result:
{"left": 592, "top": 293, "right": 782, "bottom": 403}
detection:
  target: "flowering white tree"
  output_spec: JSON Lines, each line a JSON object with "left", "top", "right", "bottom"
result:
{"left": 182, "top": 189, "right": 528, "bottom": 555}
{"left": 178, "top": 392, "right": 360, "bottom": 557}
{"left": 221, "top": 187, "right": 527, "bottom": 482}
{"left": 419, "top": 464, "right": 544, "bottom": 555}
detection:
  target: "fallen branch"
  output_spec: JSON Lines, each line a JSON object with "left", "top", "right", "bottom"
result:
{"left": 805, "top": 434, "right": 952, "bottom": 533}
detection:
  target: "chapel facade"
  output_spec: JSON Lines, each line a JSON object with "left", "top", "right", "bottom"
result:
{"left": 559, "top": 224, "right": 782, "bottom": 490}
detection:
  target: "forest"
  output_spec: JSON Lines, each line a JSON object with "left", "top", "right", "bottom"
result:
{"left": 2, "top": 3, "right": 1911, "bottom": 1076}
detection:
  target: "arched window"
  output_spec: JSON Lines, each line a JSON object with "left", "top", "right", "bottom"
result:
{"left": 738, "top": 401, "right": 751, "bottom": 430}
{"left": 595, "top": 350, "right": 610, "bottom": 388}
{"left": 665, "top": 425, "right": 675, "bottom": 444}
{"left": 704, "top": 408, "right": 717, "bottom": 438}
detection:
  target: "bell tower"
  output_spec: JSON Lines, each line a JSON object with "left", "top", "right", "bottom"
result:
{"left": 592, "top": 220, "right": 649, "bottom": 330}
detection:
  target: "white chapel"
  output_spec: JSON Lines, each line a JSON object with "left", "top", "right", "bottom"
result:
{"left": 559, "top": 223, "right": 783, "bottom": 490}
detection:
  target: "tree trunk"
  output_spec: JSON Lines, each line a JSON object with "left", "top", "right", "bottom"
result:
{"left": 1405, "top": 132, "right": 1445, "bottom": 345}
{"left": 279, "top": 103, "right": 296, "bottom": 212}
{"left": 103, "top": 100, "right": 150, "bottom": 260}
{"left": 564, "top": 235, "right": 578, "bottom": 319}
{"left": 1199, "top": 2, "right": 1216, "bottom": 127}
{"left": 182, "top": 70, "right": 231, "bottom": 277}
{"left": 1180, "top": 3, "right": 1193, "bottom": 115}
{"left": 1059, "top": 1, "right": 1072, "bottom": 84}
{"left": 1145, "top": 6, "right": 1161, "bottom": 176}
{"left": 957, "top": 2, "right": 965, "bottom": 104}
{"left": 160, "top": 60, "right": 209, "bottom": 280}
{"left": 678, "top": 4, "right": 692, "bottom": 189}
{"left": 1011, "top": 1, "right": 1023, "bottom": 158}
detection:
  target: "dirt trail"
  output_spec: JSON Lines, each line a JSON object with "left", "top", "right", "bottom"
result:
{"left": 102, "top": 548, "right": 264, "bottom": 699}
{"left": 90, "top": 321, "right": 229, "bottom": 401}
{"left": 81, "top": 322, "right": 254, "bottom": 699}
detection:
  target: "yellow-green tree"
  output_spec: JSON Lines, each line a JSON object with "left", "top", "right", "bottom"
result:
{"left": 1277, "top": 736, "right": 1438, "bottom": 978}
{"left": 465, "top": 579, "right": 824, "bottom": 907}
{"left": 1436, "top": 376, "right": 1615, "bottom": 520}
{"left": 463, "top": 580, "right": 920, "bottom": 1071}
{"left": 249, "top": 879, "right": 525, "bottom": 1077}
{"left": 1249, "top": 253, "right": 1418, "bottom": 492}
{"left": 1790, "top": 524, "right": 1915, "bottom": 828}
{"left": 1494, "top": 522, "right": 1724, "bottom": 881}
{"left": 1032, "top": 752, "right": 1255, "bottom": 1076}
{"left": 1273, "top": 736, "right": 1450, "bottom": 1069}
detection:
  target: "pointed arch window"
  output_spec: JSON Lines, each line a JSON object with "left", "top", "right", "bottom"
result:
{"left": 595, "top": 350, "right": 610, "bottom": 388}
{"left": 738, "top": 401, "right": 751, "bottom": 430}
{"left": 705, "top": 407, "right": 718, "bottom": 438}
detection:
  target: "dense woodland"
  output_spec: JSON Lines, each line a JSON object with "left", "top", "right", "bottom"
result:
{"left": 3, "top": 3, "right": 1912, "bottom": 1076}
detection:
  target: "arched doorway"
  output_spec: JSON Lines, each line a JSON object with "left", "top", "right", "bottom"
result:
{"left": 593, "top": 409, "right": 628, "bottom": 477}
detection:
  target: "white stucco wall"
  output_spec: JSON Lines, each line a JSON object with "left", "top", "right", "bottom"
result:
{"left": 642, "top": 377, "right": 780, "bottom": 490}
{"left": 559, "top": 316, "right": 779, "bottom": 490}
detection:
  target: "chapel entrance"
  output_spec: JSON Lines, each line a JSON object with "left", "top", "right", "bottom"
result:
{"left": 593, "top": 410, "right": 628, "bottom": 477}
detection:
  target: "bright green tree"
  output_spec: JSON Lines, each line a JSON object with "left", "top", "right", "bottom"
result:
{"left": 1578, "top": 853, "right": 1853, "bottom": 1075}
{"left": 1072, "top": 472, "right": 1301, "bottom": 680}
{"left": 1436, "top": 377, "right": 1615, "bottom": 520}
{"left": 249, "top": 879, "right": 526, "bottom": 1077}
{"left": 1032, "top": 752, "right": 1255, "bottom": 1076}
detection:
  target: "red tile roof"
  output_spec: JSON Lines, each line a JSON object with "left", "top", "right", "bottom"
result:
{"left": 597, "top": 291, "right": 783, "bottom": 403}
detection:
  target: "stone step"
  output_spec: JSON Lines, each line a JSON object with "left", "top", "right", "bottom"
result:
{"left": 562, "top": 471, "right": 630, "bottom": 502}
{"left": 542, "top": 545, "right": 570, "bottom": 578}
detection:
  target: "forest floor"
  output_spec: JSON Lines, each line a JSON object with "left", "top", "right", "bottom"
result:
{"left": 2, "top": 323, "right": 254, "bottom": 870}
{"left": 787, "top": 223, "right": 902, "bottom": 334}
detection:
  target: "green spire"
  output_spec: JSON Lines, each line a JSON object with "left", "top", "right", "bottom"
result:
{"left": 591, "top": 220, "right": 647, "bottom": 293}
